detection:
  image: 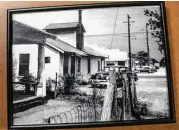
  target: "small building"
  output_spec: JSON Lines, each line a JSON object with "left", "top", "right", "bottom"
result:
{"left": 12, "top": 10, "right": 106, "bottom": 100}
{"left": 13, "top": 20, "right": 87, "bottom": 98}
{"left": 105, "top": 49, "right": 135, "bottom": 68}
{"left": 44, "top": 10, "right": 106, "bottom": 76}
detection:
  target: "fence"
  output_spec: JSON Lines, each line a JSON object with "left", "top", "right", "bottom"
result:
{"left": 44, "top": 70, "right": 137, "bottom": 124}
{"left": 43, "top": 97, "right": 103, "bottom": 124}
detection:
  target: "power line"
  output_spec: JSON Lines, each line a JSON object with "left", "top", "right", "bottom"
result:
{"left": 83, "top": 13, "right": 150, "bottom": 20}
{"left": 84, "top": 31, "right": 159, "bottom": 37}
{"left": 109, "top": 8, "right": 119, "bottom": 49}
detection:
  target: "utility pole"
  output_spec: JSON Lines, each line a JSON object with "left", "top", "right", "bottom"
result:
{"left": 123, "top": 15, "right": 134, "bottom": 71}
{"left": 127, "top": 15, "right": 132, "bottom": 71}
{"left": 146, "top": 23, "right": 150, "bottom": 66}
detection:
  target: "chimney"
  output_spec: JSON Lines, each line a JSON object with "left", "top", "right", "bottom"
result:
{"left": 77, "top": 10, "right": 84, "bottom": 50}
{"left": 79, "top": 10, "right": 82, "bottom": 26}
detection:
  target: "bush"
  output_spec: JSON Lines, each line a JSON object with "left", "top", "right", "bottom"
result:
{"left": 19, "top": 71, "right": 36, "bottom": 83}
{"left": 75, "top": 75, "right": 90, "bottom": 85}
{"left": 134, "top": 101, "right": 149, "bottom": 117}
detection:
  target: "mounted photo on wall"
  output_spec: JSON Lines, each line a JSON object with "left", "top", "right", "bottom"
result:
{"left": 7, "top": 1, "right": 175, "bottom": 129}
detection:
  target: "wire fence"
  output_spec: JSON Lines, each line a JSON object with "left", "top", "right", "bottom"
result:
{"left": 43, "top": 97, "right": 103, "bottom": 124}
{"left": 43, "top": 73, "right": 136, "bottom": 124}
{"left": 43, "top": 85, "right": 123, "bottom": 124}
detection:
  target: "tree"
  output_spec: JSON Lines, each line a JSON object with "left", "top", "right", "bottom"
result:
{"left": 150, "top": 58, "right": 159, "bottom": 65}
{"left": 160, "top": 57, "right": 165, "bottom": 67}
{"left": 144, "top": 9, "right": 163, "bottom": 53}
{"left": 132, "top": 51, "right": 149, "bottom": 66}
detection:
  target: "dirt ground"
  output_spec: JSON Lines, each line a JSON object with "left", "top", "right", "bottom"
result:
{"left": 135, "top": 76, "right": 169, "bottom": 119}
{"left": 13, "top": 96, "right": 80, "bottom": 125}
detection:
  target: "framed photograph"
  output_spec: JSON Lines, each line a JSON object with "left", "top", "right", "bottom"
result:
{"left": 7, "top": 1, "right": 175, "bottom": 129}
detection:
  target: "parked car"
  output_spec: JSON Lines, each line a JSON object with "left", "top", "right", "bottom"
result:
{"left": 90, "top": 65, "right": 138, "bottom": 88}
{"left": 90, "top": 71, "right": 123, "bottom": 88}
{"left": 104, "top": 65, "right": 138, "bottom": 81}
{"left": 135, "top": 66, "right": 157, "bottom": 73}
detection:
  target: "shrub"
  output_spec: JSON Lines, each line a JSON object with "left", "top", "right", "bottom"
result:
{"left": 19, "top": 71, "right": 36, "bottom": 83}
{"left": 134, "top": 101, "right": 149, "bottom": 117}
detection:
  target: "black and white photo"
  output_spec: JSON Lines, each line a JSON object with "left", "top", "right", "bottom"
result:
{"left": 8, "top": 1, "right": 175, "bottom": 129}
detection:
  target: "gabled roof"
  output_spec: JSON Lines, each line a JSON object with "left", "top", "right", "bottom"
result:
{"left": 84, "top": 46, "right": 108, "bottom": 58}
{"left": 46, "top": 38, "right": 87, "bottom": 56}
{"left": 13, "top": 20, "right": 56, "bottom": 44}
{"left": 43, "top": 22, "right": 86, "bottom": 32}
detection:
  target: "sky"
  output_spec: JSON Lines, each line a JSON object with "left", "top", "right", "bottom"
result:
{"left": 13, "top": 5, "right": 164, "bottom": 61}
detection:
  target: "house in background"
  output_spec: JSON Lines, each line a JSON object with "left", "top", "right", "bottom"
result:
{"left": 44, "top": 10, "right": 106, "bottom": 76}
{"left": 105, "top": 49, "right": 135, "bottom": 68}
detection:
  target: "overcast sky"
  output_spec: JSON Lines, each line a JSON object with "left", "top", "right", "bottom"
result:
{"left": 13, "top": 5, "right": 164, "bottom": 61}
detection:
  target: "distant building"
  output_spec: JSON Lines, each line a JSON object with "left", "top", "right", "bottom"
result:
{"left": 105, "top": 49, "right": 135, "bottom": 68}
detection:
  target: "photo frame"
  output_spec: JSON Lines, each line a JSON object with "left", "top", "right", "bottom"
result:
{"left": 7, "top": 1, "right": 175, "bottom": 129}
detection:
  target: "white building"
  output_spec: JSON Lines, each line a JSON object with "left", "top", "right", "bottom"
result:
{"left": 105, "top": 49, "right": 134, "bottom": 67}
{"left": 12, "top": 11, "right": 106, "bottom": 98}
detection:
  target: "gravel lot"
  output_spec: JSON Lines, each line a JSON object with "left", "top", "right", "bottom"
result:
{"left": 135, "top": 76, "right": 169, "bottom": 119}
{"left": 13, "top": 96, "right": 80, "bottom": 125}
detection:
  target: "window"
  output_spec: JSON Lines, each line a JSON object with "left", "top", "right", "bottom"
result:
{"left": 77, "top": 57, "right": 81, "bottom": 72}
{"left": 107, "top": 62, "right": 114, "bottom": 66}
{"left": 98, "top": 61, "right": 100, "bottom": 71}
{"left": 45, "top": 57, "right": 50, "bottom": 63}
{"left": 19, "top": 54, "right": 30, "bottom": 76}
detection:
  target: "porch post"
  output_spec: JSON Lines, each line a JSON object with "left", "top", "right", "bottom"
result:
{"left": 36, "top": 43, "right": 46, "bottom": 97}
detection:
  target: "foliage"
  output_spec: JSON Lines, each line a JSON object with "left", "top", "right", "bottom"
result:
{"left": 19, "top": 71, "right": 37, "bottom": 83}
{"left": 144, "top": 9, "right": 163, "bottom": 53}
{"left": 64, "top": 73, "right": 76, "bottom": 94}
{"left": 132, "top": 51, "right": 159, "bottom": 65}
{"left": 134, "top": 101, "right": 149, "bottom": 116}
{"left": 160, "top": 57, "right": 165, "bottom": 67}
{"left": 46, "top": 78, "right": 55, "bottom": 89}
{"left": 150, "top": 58, "right": 159, "bottom": 64}
{"left": 132, "top": 51, "right": 149, "bottom": 65}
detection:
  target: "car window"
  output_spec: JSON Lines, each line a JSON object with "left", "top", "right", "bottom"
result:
{"left": 96, "top": 73, "right": 109, "bottom": 80}
{"left": 144, "top": 67, "right": 149, "bottom": 69}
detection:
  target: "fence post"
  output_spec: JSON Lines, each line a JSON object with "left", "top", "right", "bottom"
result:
{"left": 131, "top": 76, "right": 137, "bottom": 108}
{"left": 101, "top": 70, "right": 116, "bottom": 121}
{"left": 122, "top": 73, "right": 132, "bottom": 120}
{"left": 122, "top": 74, "right": 126, "bottom": 120}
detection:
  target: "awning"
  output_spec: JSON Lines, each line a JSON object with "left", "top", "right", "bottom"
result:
{"left": 46, "top": 38, "right": 87, "bottom": 56}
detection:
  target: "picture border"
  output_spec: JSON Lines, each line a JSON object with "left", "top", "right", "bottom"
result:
{"left": 7, "top": 1, "right": 176, "bottom": 129}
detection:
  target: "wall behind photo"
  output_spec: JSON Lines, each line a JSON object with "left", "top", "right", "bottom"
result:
{"left": 0, "top": 1, "right": 179, "bottom": 130}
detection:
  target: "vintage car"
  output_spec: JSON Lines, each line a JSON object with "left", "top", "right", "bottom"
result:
{"left": 135, "top": 66, "right": 157, "bottom": 73}
{"left": 104, "top": 65, "right": 138, "bottom": 81}
{"left": 90, "top": 65, "right": 138, "bottom": 88}
{"left": 90, "top": 71, "right": 122, "bottom": 88}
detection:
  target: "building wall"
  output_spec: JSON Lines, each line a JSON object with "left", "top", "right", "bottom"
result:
{"left": 81, "top": 56, "right": 88, "bottom": 76}
{"left": 45, "top": 45, "right": 63, "bottom": 80}
{"left": 57, "top": 32, "right": 77, "bottom": 48}
{"left": 12, "top": 44, "right": 38, "bottom": 80}
{"left": 106, "top": 60, "right": 129, "bottom": 67}
{"left": 91, "top": 57, "right": 102, "bottom": 74}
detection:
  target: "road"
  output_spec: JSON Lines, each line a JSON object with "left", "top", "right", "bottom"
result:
{"left": 135, "top": 75, "right": 169, "bottom": 119}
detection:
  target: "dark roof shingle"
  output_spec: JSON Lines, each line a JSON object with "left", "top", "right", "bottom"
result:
{"left": 44, "top": 22, "right": 86, "bottom": 32}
